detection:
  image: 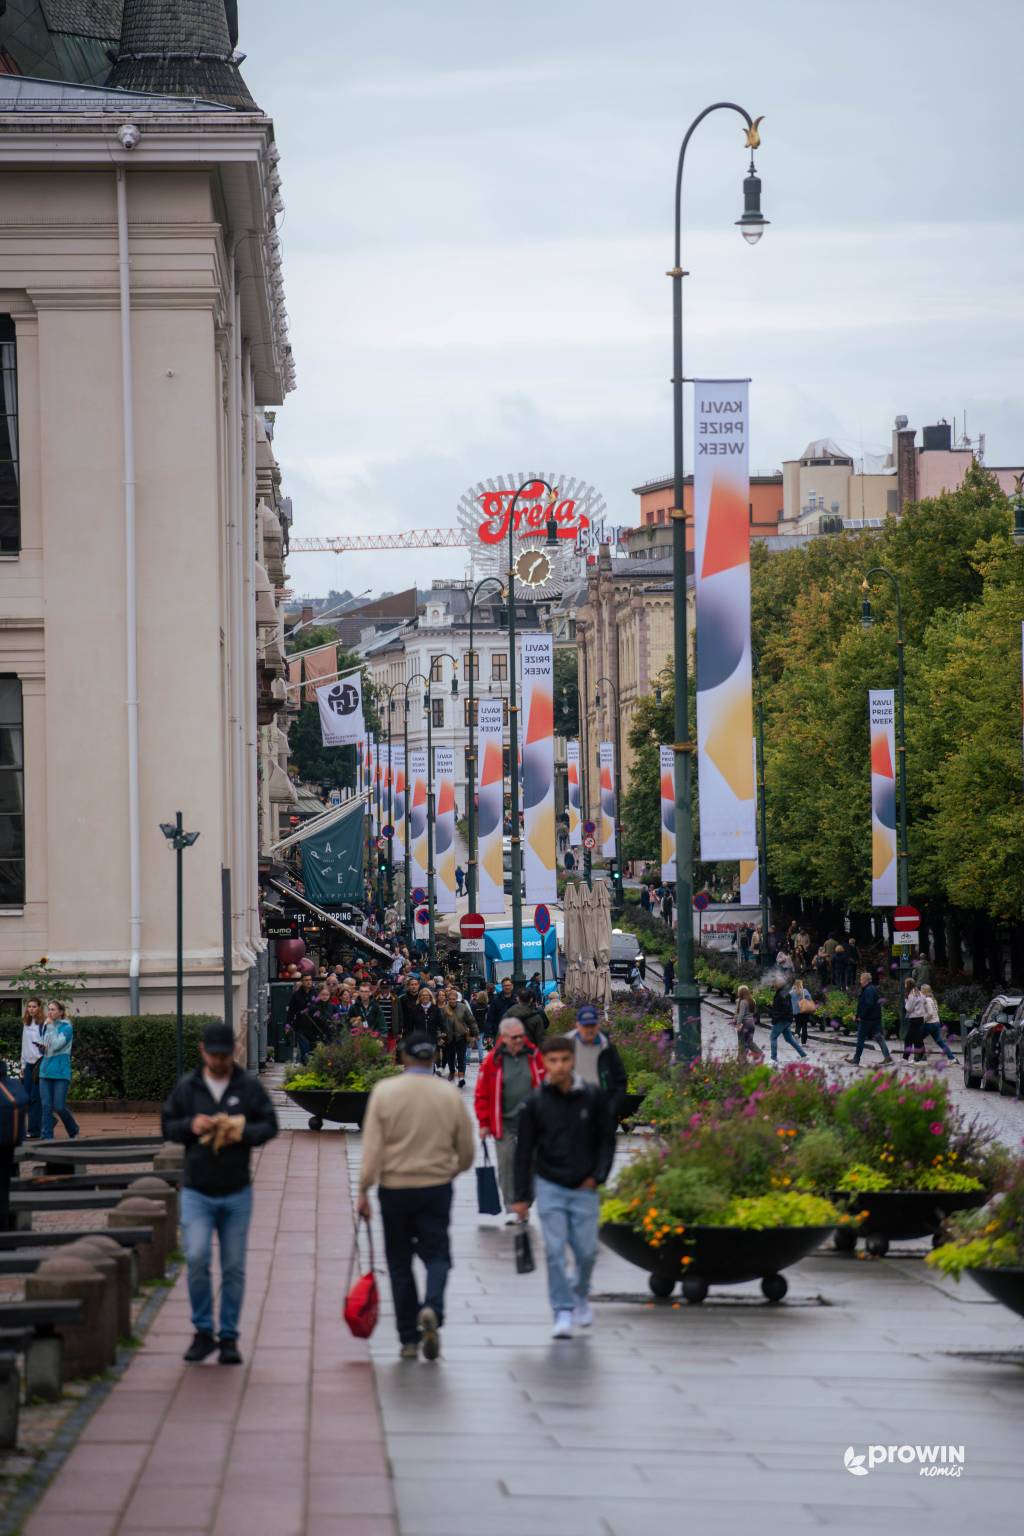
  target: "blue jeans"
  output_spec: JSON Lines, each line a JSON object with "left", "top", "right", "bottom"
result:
{"left": 378, "top": 1183, "right": 453, "bottom": 1344}
{"left": 920, "top": 1021, "right": 955, "bottom": 1060}
{"left": 535, "top": 1175, "right": 600, "bottom": 1315}
{"left": 21, "top": 1061, "right": 42, "bottom": 1138}
{"left": 851, "top": 1019, "right": 891, "bottom": 1064}
{"left": 39, "top": 1076, "right": 79, "bottom": 1141}
{"left": 769, "top": 1021, "right": 807, "bottom": 1062}
{"left": 181, "top": 1185, "right": 253, "bottom": 1339}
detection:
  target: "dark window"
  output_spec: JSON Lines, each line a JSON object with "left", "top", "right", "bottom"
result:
{"left": 463, "top": 651, "right": 480, "bottom": 682}
{"left": 0, "top": 678, "right": 24, "bottom": 904}
{"left": 0, "top": 319, "right": 19, "bottom": 555}
{"left": 491, "top": 653, "right": 507, "bottom": 681}
{"left": 431, "top": 698, "right": 444, "bottom": 728}
{"left": 430, "top": 655, "right": 444, "bottom": 683}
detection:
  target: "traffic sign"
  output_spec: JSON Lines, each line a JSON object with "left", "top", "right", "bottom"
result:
{"left": 460, "top": 937, "right": 485, "bottom": 954}
{"left": 415, "top": 906, "right": 430, "bottom": 926}
{"left": 583, "top": 834, "right": 597, "bottom": 850}
{"left": 412, "top": 887, "right": 426, "bottom": 905}
{"left": 693, "top": 890, "right": 711, "bottom": 913}
{"left": 583, "top": 820, "right": 596, "bottom": 836}
{"left": 382, "top": 824, "right": 395, "bottom": 839}
{"left": 533, "top": 904, "right": 551, "bottom": 935}
{"left": 460, "top": 912, "right": 486, "bottom": 940}
{"left": 893, "top": 934, "right": 918, "bottom": 950}
{"left": 893, "top": 905, "right": 920, "bottom": 931}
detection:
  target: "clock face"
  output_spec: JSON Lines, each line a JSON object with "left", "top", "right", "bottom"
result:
{"left": 515, "top": 549, "right": 553, "bottom": 588}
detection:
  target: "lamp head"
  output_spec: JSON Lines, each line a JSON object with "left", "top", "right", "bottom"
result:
{"left": 654, "top": 686, "right": 663, "bottom": 705}
{"left": 860, "top": 579, "right": 873, "bottom": 629}
{"left": 159, "top": 823, "right": 176, "bottom": 841}
{"left": 450, "top": 674, "right": 459, "bottom": 695}
{"left": 736, "top": 161, "right": 768, "bottom": 245}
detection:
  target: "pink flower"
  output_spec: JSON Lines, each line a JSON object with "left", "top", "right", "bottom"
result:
{"left": 921, "top": 1099, "right": 935, "bottom": 1110}
{"left": 929, "top": 1122, "right": 944, "bottom": 1135}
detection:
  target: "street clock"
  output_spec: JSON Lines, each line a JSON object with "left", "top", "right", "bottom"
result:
{"left": 514, "top": 548, "right": 553, "bottom": 588}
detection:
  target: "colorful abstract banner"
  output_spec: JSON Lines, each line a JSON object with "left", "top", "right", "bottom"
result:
{"left": 366, "top": 734, "right": 376, "bottom": 834}
{"left": 740, "top": 740, "right": 759, "bottom": 903}
{"left": 870, "top": 689, "right": 897, "bottom": 906}
{"left": 408, "top": 749, "right": 428, "bottom": 893}
{"left": 522, "top": 634, "right": 557, "bottom": 905}
{"left": 693, "top": 379, "right": 756, "bottom": 861}
{"left": 566, "top": 740, "right": 582, "bottom": 846}
{"left": 659, "top": 744, "right": 676, "bottom": 881}
{"left": 477, "top": 696, "right": 505, "bottom": 914}
{"left": 379, "top": 742, "right": 390, "bottom": 833}
{"left": 391, "top": 743, "right": 406, "bottom": 859}
{"left": 599, "top": 741, "right": 616, "bottom": 858}
{"left": 434, "top": 746, "right": 457, "bottom": 914}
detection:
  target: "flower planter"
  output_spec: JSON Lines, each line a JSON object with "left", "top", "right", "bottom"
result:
{"left": 599, "top": 1220, "right": 834, "bottom": 1304}
{"left": 283, "top": 1087, "right": 370, "bottom": 1131}
{"left": 618, "top": 1092, "right": 647, "bottom": 1125}
{"left": 831, "top": 1188, "right": 988, "bottom": 1257}
{"left": 966, "top": 1267, "right": 1024, "bottom": 1318}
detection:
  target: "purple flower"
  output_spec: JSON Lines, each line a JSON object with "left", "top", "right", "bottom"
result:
{"left": 921, "top": 1099, "right": 935, "bottom": 1110}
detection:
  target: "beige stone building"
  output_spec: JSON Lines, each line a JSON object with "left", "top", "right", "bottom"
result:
{"left": 0, "top": 2, "right": 294, "bottom": 1052}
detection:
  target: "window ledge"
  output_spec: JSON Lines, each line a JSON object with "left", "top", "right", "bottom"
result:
{"left": 0, "top": 556, "right": 22, "bottom": 563}
{"left": 0, "top": 907, "right": 25, "bottom": 916}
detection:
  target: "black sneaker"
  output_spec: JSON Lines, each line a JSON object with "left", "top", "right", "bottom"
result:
{"left": 417, "top": 1307, "right": 440, "bottom": 1362}
{"left": 183, "top": 1330, "right": 217, "bottom": 1363}
{"left": 218, "top": 1337, "right": 243, "bottom": 1365}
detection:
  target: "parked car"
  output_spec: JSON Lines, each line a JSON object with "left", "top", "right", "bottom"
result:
{"left": 963, "top": 994, "right": 1022, "bottom": 1091}
{"left": 610, "top": 928, "right": 643, "bottom": 979}
{"left": 997, "top": 997, "right": 1024, "bottom": 1097}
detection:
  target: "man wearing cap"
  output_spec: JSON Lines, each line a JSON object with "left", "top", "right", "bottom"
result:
{"left": 567, "top": 1006, "right": 628, "bottom": 1123}
{"left": 474, "top": 1016, "right": 545, "bottom": 1221}
{"left": 162, "top": 1021, "right": 279, "bottom": 1365}
{"left": 357, "top": 1033, "right": 475, "bottom": 1361}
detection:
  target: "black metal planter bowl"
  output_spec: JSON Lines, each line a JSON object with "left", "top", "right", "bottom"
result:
{"left": 618, "top": 1092, "right": 647, "bottom": 1126}
{"left": 966, "top": 1267, "right": 1024, "bottom": 1318}
{"left": 831, "top": 1188, "right": 989, "bottom": 1257}
{"left": 599, "top": 1221, "right": 834, "bottom": 1303}
{"left": 283, "top": 1087, "right": 370, "bottom": 1131}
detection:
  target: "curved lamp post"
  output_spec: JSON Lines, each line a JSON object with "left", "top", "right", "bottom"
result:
{"left": 668, "top": 103, "right": 767, "bottom": 1063}
{"left": 861, "top": 567, "right": 909, "bottom": 1035}
{"left": 560, "top": 682, "right": 591, "bottom": 888}
{"left": 381, "top": 680, "right": 407, "bottom": 911}
{"left": 594, "top": 676, "right": 625, "bottom": 906}
{"left": 465, "top": 575, "right": 505, "bottom": 919}
{"left": 751, "top": 649, "right": 771, "bottom": 957}
{"left": 420, "top": 655, "right": 459, "bottom": 965}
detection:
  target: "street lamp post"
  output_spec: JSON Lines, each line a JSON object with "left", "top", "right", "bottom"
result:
{"left": 159, "top": 812, "right": 200, "bottom": 1081}
{"left": 594, "top": 677, "right": 625, "bottom": 906}
{"left": 667, "top": 103, "right": 767, "bottom": 1062}
{"left": 560, "top": 683, "right": 591, "bottom": 887}
{"left": 382, "top": 681, "right": 406, "bottom": 911}
{"left": 466, "top": 576, "right": 504, "bottom": 918}
{"left": 752, "top": 650, "right": 771, "bottom": 959}
{"left": 420, "top": 656, "right": 459, "bottom": 966}
{"left": 861, "top": 568, "right": 909, "bottom": 1036}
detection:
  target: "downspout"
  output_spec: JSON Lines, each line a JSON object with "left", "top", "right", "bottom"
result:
{"left": 228, "top": 256, "right": 245, "bottom": 965}
{"left": 116, "top": 164, "right": 142, "bottom": 1013}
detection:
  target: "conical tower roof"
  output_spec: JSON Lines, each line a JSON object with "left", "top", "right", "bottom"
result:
{"left": 106, "top": 0, "right": 256, "bottom": 110}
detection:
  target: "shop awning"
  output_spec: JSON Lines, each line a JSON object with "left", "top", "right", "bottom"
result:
{"left": 268, "top": 878, "right": 390, "bottom": 960}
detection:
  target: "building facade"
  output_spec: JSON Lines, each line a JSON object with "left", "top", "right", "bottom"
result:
{"left": 0, "top": 2, "right": 294, "bottom": 1050}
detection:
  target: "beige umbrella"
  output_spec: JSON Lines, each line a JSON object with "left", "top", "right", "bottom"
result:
{"left": 563, "top": 882, "right": 584, "bottom": 1000}
{"left": 592, "top": 881, "right": 613, "bottom": 1013}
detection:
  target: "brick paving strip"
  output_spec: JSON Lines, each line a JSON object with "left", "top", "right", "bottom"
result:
{"left": 21, "top": 1132, "right": 397, "bottom": 1536}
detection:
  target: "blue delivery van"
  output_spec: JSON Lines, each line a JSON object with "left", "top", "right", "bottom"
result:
{"left": 479, "top": 926, "right": 559, "bottom": 999}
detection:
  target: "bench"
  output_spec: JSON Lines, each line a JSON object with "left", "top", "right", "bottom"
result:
{"left": 10, "top": 1189, "right": 122, "bottom": 1230}
{"left": 0, "top": 1300, "right": 84, "bottom": 1402}
{"left": 0, "top": 1227, "right": 153, "bottom": 1251}
{"left": 14, "top": 1170, "right": 181, "bottom": 1193}
{"left": 15, "top": 1135, "right": 163, "bottom": 1161}
{"left": 24, "top": 1145, "right": 164, "bottom": 1176}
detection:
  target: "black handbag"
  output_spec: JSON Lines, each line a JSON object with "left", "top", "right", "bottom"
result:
{"left": 476, "top": 1143, "right": 502, "bottom": 1216}
{"left": 514, "top": 1224, "right": 535, "bottom": 1275}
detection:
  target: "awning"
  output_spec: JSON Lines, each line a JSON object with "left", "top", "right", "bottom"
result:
{"left": 267, "top": 792, "right": 367, "bottom": 853}
{"left": 268, "top": 878, "right": 390, "bottom": 960}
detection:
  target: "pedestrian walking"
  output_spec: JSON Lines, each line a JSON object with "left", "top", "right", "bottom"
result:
{"left": 734, "top": 985, "right": 761, "bottom": 1060}
{"left": 474, "top": 1018, "right": 545, "bottom": 1221}
{"left": 486, "top": 977, "right": 516, "bottom": 1040}
{"left": 918, "top": 985, "right": 955, "bottom": 1061}
{"left": 661, "top": 891, "right": 674, "bottom": 929}
{"left": 640, "top": 886, "right": 651, "bottom": 914}
{"left": 769, "top": 977, "right": 807, "bottom": 1064}
{"left": 567, "top": 1004, "right": 627, "bottom": 1120}
{"left": 358, "top": 1033, "right": 475, "bottom": 1361}
{"left": 902, "top": 979, "right": 927, "bottom": 1061}
{"left": 738, "top": 925, "right": 752, "bottom": 964}
{"left": 285, "top": 973, "right": 316, "bottom": 1062}
{"left": 511, "top": 1035, "right": 617, "bottom": 1340}
{"left": 455, "top": 865, "right": 466, "bottom": 897}
{"left": 911, "top": 953, "right": 931, "bottom": 988}
{"left": 790, "top": 977, "right": 815, "bottom": 1046}
{"left": 662, "top": 957, "right": 675, "bottom": 996}
{"left": 38, "top": 1001, "right": 80, "bottom": 1141}
{"left": 440, "top": 985, "right": 476, "bottom": 1087}
{"left": 19, "top": 997, "right": 43, "bottom": 1140}
{"left": 162, "top": 1020, "right": 279, "bottom": 1364}
{"left": 846, "top": 971, "right": 893, "bottom": 1066}
{"left": 503, "top": 986, "right": 550, "bottom": 1049}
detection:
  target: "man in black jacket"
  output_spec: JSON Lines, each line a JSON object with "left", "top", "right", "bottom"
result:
{"left": 846, "top": 971, "right": 893, "bottom": 1066}
{"left": 503, "top": 987, "right": 549, "bottom": 1049}
{"left": 567, "top": 1006, "right": 627, "bottom": 1120}
{"left": 285, "top": 974, "right": 315, "bottom": 1061}
{"left": 511, "top": 1036, "right": 616, "bottom": 1341}
{"left": 162, "top": 1021, "right": 278, "bottom": 1365}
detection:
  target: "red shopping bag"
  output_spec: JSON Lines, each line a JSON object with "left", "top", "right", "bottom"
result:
{"left": 343, "top": 1215, "right": 379, "bottom": 1338}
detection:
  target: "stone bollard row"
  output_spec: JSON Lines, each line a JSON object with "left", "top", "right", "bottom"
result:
{"left": 26, "top": 1255, "right": 110, "bottom": 1381}
{"left": 109, "top": 1196, "right": 170, "bottom": 1283}
{"left": 67, "top": 1237, "right": 132, "bottom": 1342}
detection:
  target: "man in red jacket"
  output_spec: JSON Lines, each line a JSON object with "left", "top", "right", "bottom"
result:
{"left": 474, "top": 1017, "right": 545, "bottom": 1223}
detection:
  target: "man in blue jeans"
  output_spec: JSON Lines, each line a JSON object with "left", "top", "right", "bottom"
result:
{"left": 846, "top": 971, "right": 893, "bottom": 1066}
{"left": 511, "top": 1035, "right": 617, "bottom": 1340}
{"left": 162, "top": 1021, "right": 278, "bottom": 1365}
{"left": 769, "top": 979, "right": 807, "bottom": 1064}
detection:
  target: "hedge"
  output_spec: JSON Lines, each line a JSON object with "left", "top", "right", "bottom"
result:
{"left": 0, "top": 1014, "right": 218, "bottom": 1101}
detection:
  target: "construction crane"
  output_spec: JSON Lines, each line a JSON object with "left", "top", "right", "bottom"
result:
{"left": 290, "top": 528, "right": 470, "bottom": 554}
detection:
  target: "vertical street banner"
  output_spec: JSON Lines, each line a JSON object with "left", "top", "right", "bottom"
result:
{"left": 599, "top": 741, "right": 616, "bottom": 858}
{"left": 693, "top": 379, "right": 757, "bottom": 860}
{"left": 521, "top": 634, "right": 557, "bottom": 905}
{"left": 477, "top": 696, "right": 505, "bottom": 914}
{"left": 869, "top": 689, "right": 897, "bottom": 906}
{"left": 566, "top": 740, "right": 582, "bottom": 846}
{"left": 379, "top": 742, "right": 390, "bottom": 834}
{"left": 302, "top": 642, "right": 338, "bottom": 703}
{"left": 659, "top": 744, "right": 676, "bottom": 881}
{"left": 391, "top": 743, "right": 407, "bottom": 859}
{"left": 740, "top": 740, "right": 759, "bottom": 903}
{"left": 316, "top": 670, "right": 365, "bottom": 747}
{"left": 434, "top": 746, "right": 457, "bottom": 914}
{"left": 408, "top": 749, "right": 428, "bottom": 892}
{"left": 300, "top": 803, "right": 364, "bottom": 907}
{"left": 1020, "top": 621, "right": 1024, "bottom": 788}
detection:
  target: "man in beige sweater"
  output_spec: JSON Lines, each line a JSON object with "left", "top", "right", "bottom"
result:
{"left": 357, "top": 1033, "right": 475, "bottom": 1361}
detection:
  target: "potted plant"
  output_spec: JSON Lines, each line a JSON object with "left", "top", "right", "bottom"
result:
{"left": 600, "top": 1104, "right": 840, "bottom": 1303}
{"left": 926, "top": 1159, "right": 1024, "bottom": 1316}
{"left": 283, "top": 1027, "right": 400, "bottom": 1130}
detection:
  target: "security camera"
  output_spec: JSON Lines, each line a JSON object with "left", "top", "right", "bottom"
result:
{"left": 117, "top": 123, "right": 141, "bottom": 151}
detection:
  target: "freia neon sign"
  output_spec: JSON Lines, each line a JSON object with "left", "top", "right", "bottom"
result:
{"left": 475, "top": 482, "right": 590, "bottom": 546}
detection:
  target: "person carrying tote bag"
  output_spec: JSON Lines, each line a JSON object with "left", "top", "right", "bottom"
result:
{"left": 38, "top": 1001, "right": 80, "bottom": 1142}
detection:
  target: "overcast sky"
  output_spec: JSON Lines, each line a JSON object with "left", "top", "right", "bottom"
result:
{"left": 240, "top": 0, "right": 1024, "bottom": 602}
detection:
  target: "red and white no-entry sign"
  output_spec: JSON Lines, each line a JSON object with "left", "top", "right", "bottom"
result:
{"left": 893, "top": 906, "right": 920, "bottom": 931}
{"left": 460, "top": 912, "right": 486, "bottom": 940}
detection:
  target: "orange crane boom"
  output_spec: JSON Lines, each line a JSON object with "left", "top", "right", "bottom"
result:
{"left": 290, "top": 528, "right": 470, "bottom": 553}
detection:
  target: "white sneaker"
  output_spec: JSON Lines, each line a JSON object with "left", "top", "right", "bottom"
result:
{"left": 573, "top": 1301, "right": 594, "bottom": 1328}
{"left": 551, "top": 1310, "right": 574, "bottom": 1339}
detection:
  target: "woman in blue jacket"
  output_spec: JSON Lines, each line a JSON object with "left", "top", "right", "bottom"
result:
{"left": 39, "top": 1001, "right": 80, "bottom": 1141}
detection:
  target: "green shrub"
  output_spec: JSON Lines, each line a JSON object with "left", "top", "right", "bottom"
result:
{"left": 120, "top": 1016, "right": 216, "bottom": 1100}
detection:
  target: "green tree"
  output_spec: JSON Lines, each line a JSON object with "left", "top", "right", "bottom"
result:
{"left": 553, "top": 648, "right": 581, "bottom": 737}
{"left": 285, "top": 641, "right": 379, "bottom": 787}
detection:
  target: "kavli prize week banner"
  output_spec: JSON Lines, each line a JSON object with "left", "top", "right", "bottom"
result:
{"left": 659, "top": 744, "right": 676, "bottom": 881}
{"left": 477, "top": 696, "right": 505, "bottom": 914}
{"left": 566, "top": 739, "right": 582, "bottom": 846}
{"left": 599, "top": 741, "right": 616, "bottom": 858}
{"left": 521, "top": 634, "right": 557, "bottom": 905}
{"left": 434, "top": 746, "right": 457, "bottom": 914}
{"left": 869, "top": 689, "right": 897, "bottom": 906}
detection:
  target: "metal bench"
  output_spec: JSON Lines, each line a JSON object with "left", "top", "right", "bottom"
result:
{"left": 21, "top": 1144, "right": 164, "bottom": 1177}
{"left": 0, "top": 1227, "right": 153, "bottom": 1251}
{"left": 10, "top": 1189, "right": 122, "bottom": 1229}
{"left": 0, "top": 1300, "right": 84, "bottom": 1402}
{"left": 14, "top": 1170, "right": 180, "bottom": 1193}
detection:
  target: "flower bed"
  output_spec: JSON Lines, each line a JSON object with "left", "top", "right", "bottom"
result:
{"left": 927, "top": 1159, "right": 1024, "bottom": 1307}
{"left": 284, "top": 1028, "right": 400, "bottom": 1129}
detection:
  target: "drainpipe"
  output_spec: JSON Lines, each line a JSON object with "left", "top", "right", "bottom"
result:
{"left": 116, "top": 162, "right": 142, "bottom": 1013}
{"left": 228, "top": 255, "right": 245, "bottom": 979}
